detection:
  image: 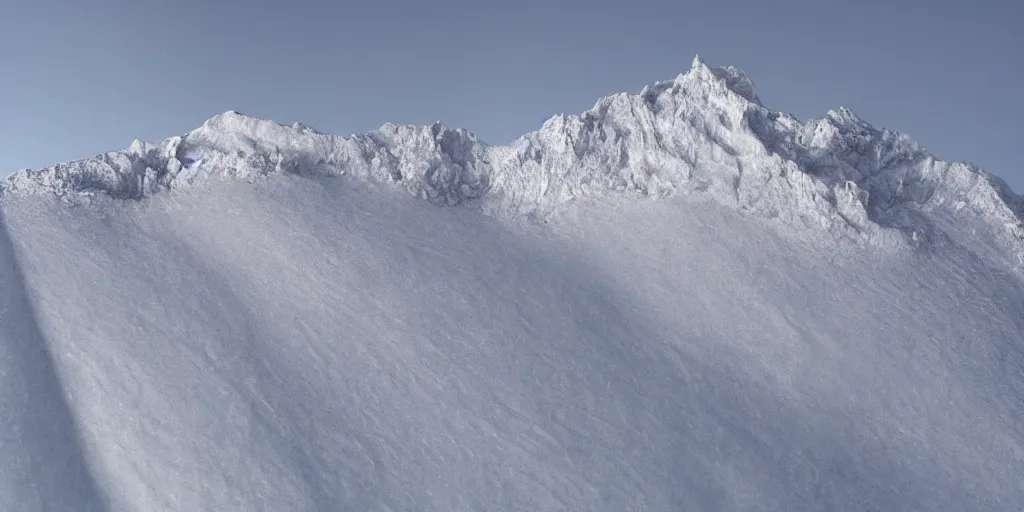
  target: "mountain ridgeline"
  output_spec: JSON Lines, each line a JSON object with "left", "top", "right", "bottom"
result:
{"left": 5, "top": 56, "right": 1023, "bottom": 273}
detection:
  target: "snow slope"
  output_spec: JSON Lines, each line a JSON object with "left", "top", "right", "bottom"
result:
{"left": 1, "top": 57, "right": 1023, "bottom": 511}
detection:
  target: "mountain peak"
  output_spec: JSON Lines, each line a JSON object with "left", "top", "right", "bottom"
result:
{"left": 691, "top": 53, "right": 706, "bottom": 70}
{"left": 678, "top": 55, "right": 761, "bottom": 104}
{"left": 683, "top": 53, "right": 714, "bottom": 83}
{"left": 824, "top": 106, "right": 866, "bottom": 127}
{"left": 192, "top": 110, "right": 294, "bottom": 137}
{"left": 200, "top": 109, "right": 254, "bottom": 127}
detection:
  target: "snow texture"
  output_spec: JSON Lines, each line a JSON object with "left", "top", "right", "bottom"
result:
{"left": 1, "top": 57, "right": 1023, "bottom": 511}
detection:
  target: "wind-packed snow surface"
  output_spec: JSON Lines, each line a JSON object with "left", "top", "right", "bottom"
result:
{"left": 2, "top": 56, "right": 1023, "bottom": 511}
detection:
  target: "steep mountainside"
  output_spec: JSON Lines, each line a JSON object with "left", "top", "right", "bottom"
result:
{"left": 2, "top": 58, "right": 1023, "bottom": 511}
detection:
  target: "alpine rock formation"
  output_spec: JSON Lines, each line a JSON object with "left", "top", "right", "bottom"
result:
{"left": 2, "top": 56, "right": 1022, "bottom": 511}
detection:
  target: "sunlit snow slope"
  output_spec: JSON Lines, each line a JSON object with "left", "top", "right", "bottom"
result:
{"left": 2, "top": 57, "right": 1023, "bottom": 511}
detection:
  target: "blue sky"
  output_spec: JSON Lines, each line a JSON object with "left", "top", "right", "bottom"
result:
{"left": 2, "top": 0, "right": 1022, "bottom": 191}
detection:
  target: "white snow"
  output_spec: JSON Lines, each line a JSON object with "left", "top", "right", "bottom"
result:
{"left": 1, "top": 57, "right": 1023, "bottom": 511}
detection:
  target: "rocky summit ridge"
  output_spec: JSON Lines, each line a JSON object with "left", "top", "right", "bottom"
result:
{"left": 5, "top": 55, "right": 1022, "bottom": 271}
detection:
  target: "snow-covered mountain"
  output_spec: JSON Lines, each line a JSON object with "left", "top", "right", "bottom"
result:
{"left": 2, "top": 57, "right": 1023, "bottom": 511}
{"left": 6, "top": 56, "right": 1023, "bottom": 273}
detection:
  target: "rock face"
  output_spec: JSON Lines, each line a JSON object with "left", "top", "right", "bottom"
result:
{"left": 5, "top": 56, "right": 1023, "bottom": 271}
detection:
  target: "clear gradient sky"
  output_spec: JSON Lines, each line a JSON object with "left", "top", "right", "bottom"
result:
{"left": 2, "top": 0, "right": 1022, "bottom": 190}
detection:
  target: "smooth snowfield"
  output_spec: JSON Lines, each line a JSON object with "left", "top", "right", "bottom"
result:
{"left": 1, "top": 174, "right": 1022, "bottom": 511}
